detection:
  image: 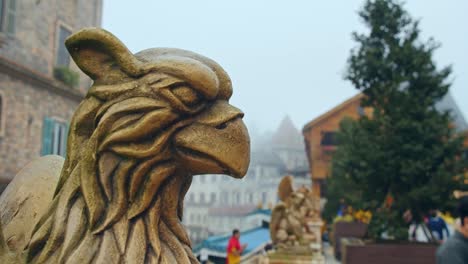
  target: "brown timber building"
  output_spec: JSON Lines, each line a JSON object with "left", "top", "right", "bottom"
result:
{"left": 303, "top": 93, "right": 468, "bottom": 197}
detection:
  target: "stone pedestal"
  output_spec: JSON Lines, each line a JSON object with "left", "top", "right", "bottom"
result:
{"left": 306, "top": 219, "right": 323, "bottom": 250}
{"left": 262, "top": 220, "right": 325, "bottom": 263}
{"left": 264, "top": 249, "right": 325, "bottom": 264}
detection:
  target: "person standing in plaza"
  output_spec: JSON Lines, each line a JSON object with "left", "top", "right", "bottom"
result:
{"left": 436, "top": 196, "right": 468, "bottom": 263}
{"left": 428, "top": 210, "right": 450, "bottom": 242}
{"left": 226, "top": 229, "right": 247, "bottom": 264}
{"left": 336, "top": 198, "right": 347, "bottom": 217}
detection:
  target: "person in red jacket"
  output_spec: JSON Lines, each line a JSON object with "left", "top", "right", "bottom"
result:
{"left": 226, "top": 229, "right": 247, "bottom": 264}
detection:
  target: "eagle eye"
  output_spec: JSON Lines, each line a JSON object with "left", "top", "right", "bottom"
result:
{"left": 171, "top": 85, "right": 201, "bottom": 106}
{"left": 215, "top": 123, "right": 228, "bottom": 130}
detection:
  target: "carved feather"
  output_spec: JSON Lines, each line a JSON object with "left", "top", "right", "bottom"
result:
{"left": 270, "top": 203, "right": 286, "bottom": 243}
{"left": 278, "top": 175, "right": 294, "bottom": 202}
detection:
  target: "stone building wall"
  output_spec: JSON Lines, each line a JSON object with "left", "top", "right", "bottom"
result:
{"left": 0, "top": 71, "right": 80, "bottom": 182}
{"left": 0, "top": 0, "right": 102, "bottom": 87}
{"left": 0, "top": 0, "right": 102, "bottom": 183}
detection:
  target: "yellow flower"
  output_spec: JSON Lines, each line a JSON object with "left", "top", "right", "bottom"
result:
{"left": 352, "top": 210, "right": 372, "bottom": 224}
{"left": 343, "top": 214, "right": 354, "bottom": 222}
{"left": 439, "top": 212, "right": 454, "bottom": 225}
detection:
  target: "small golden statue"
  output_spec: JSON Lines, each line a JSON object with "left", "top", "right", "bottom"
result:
{"left": 270, "top": 176, "right": 322, "bottom": 253}
{"left": 0, "top": 28, "right": 250, "bottom": 263}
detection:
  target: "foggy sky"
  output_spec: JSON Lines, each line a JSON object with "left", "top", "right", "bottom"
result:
{"left": 102, "top": 1, "right": 468, "bottom": 135}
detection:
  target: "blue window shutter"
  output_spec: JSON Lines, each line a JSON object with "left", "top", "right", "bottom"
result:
{"left": 41, "top": 117, "right": 54, "bottom": 155}
{"left": 63, "top": 122, "right": 69, "bottom": 156}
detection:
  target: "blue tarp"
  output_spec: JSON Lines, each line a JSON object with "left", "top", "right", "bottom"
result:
{"left": 194, "top": 226, "right": 271, "bottom": 254}
{"left": 246, "top": 209, "right": 271, "bottom": 216}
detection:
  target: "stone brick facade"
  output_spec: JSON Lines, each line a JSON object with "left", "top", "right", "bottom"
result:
{"left": 0, "top": 0, "right": 102, "bottom": 184}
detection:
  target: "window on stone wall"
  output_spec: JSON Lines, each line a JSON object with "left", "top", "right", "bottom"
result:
{"left": 222, "top": 192, "right": 228, "bottom": 204}
{"left": 0, "top": 0, "right": 16, "bottom": 35}
{"left": 200, "top": 193, "right": 205, "bottom": 204}
{"left": 250, "top": 169, "right": 256, "bottom": 180}
{"left": 56, "top": 25, "right": 72, "bottom": 67}
{"left": 41, "top": 117, "right": 68, "bottom": 157}
{"left": 0, "top": 0, "right": 4, "bottom": 33}
{"left": 0, "top": 95, "right": 3, "bottom": 136}
{"left": 210, "top": 193, "right": 216, "bottom": 203}
{"left": 261, "top": 192, "right": 267, "bottom": 205}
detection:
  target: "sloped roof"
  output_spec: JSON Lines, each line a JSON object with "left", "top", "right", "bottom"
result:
{"left": 271, "top": 116, "right": 304, "bottom": 150}
{"left": 302, "top": 92, "right": 467, "bottom": 133}
{"left": 302, "top": 93, "right": 363, "bottom": 133}
{"left": 435, "top": 92, "right": 468, "bottom": 132}
{"left": 246, "top": 209, "right": 272, "bottom": 216}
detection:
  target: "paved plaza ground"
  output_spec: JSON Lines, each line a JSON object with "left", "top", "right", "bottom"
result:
{"left": 323, "top": 242, "right": 340, "bottom": 264}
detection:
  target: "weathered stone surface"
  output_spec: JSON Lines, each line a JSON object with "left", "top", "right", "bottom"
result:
{"left": 269, "top": 176, "right": 324, "bottom": 262}
{"left": 0, "top": 74, "right": 79, "bottom": 183}
{"left": 0, "top": 28, "right": 250, "bottom": 264}
{"left": 271, "top": 176, "right": 322, "bottom": 247}
{"left": 0, "top": 155, "right": 62, "bottom": 251}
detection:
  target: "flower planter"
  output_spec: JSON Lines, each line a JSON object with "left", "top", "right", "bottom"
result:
{"left": 342, "top": 240, "right": 438, "bottom": 264}
{"left": 332, "top": 222, "right": 368, "bottom": 260}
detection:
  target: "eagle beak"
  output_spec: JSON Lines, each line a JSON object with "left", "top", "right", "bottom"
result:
{"left": 174, "top": 101, "right": 250, "bottom": 178}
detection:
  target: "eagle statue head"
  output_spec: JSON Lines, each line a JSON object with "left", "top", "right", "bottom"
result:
{"left": 23, "top": 28, "right": 250, "bottom": 263}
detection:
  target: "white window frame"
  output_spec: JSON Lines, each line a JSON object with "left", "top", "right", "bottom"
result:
{"left": 52, "top": 120, "right": 67, "bottom": 156}
{"left": 0, "top": 91, "right": 5, "bottom": 137}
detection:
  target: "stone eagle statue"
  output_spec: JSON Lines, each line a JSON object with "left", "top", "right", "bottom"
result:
{"left": 270, "top": 176, "right": 321, "bottom": 249}
{"left": 0, "top": 28, "right": 250, "bottom": 263}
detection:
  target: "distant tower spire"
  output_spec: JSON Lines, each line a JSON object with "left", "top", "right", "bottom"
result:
{"left": 271, "top": 115, "right": 304, "bottom": 150}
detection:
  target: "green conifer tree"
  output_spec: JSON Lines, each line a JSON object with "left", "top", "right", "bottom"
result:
{"left": 327, "top": 0, "right": 466, "bottom": 240}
